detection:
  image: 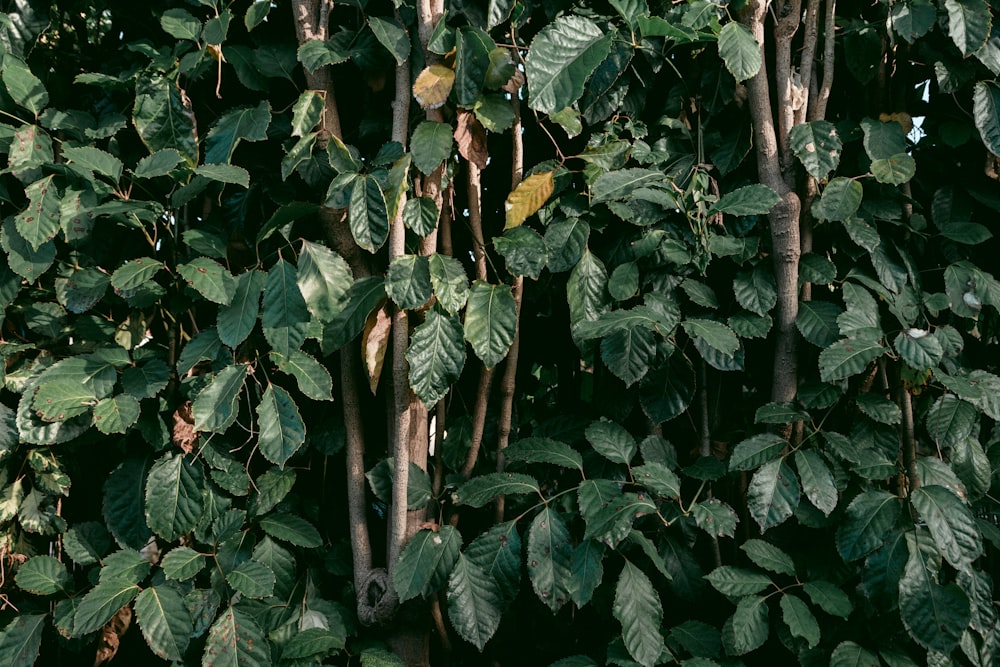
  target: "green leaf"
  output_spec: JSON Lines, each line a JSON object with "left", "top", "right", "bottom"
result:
{"left": 583, "top": 493, "right": 657, "bottom": 548}
{"left": 427, "top": 253, "right": 469, "bottom": 315}
{"left": 814, "top": 178, "right": 863, "bottom": 222}
{"left": 160, "top": 8, "right": 200, "bottom": 40}
{"left": 145, "top": 453, "right": 205, "bottom": 542}
{"left": 794, "top": 450, "right": 837, "bottom": 516}
{"left": 527, "top": 507, "right": 573, "bottom": 612}
{"left": 271, "top": 350, "right": 333, "bottom": 401}
{"left": 973, "top": 81, "right": 1000, "bottom": 156}
{"left": 134, "top": 586, "right": 192, "bottom": 661}
{"left": 871, "top": 153, "right": 916, "bottom": 185}
{"left": 203, "top": 607, "right": 271, "bottom": 667}
{"left": 257, "top": 385, "right": 306, "bottom": 467}
{"left": 217, "top": 270, "right": 265, "bottom": 348}
{"left": 92, "top": 395, "right": 140, "bottom": 434}
{"left": 829, "top": 641, "right": 879, "bottom": 667}
{"left": 280, "top": 628, "right": 343, "bottom": 660}
{"left": 403, "top": 197, "right": 439, "bottom": 237}
{"left": 855, "top": 392, "right": 902, "bottom": 425}
{"left": 705, "top": 566, "right": 773, "bottom": 597}
{"left": 366, "top": 458, "right": 432, "bottom": 511}
{"left": 718, "top": 22, "right": 761, "bottom": 82}
{"left": 898, "top": 531, "right": 970, "bottom": 654}
{"left": 349, "top": 174, "right": 390, "bottom": 252}
{"left": 63, "top": 145, "right": 122, "bottom": 182}
{"left": 681, "top": 319, "right": 739, "bottom": 357}
{"left": 133, "top": 75, "right": 198, "bottom": 167}
{"left": 721, "top": 595, "right": 768, "bottom": 656}
{"left": 754, "top": 402, "right": 810, "bottom": 425}
{"left": 894, "top": 329, "right": 943, "bottom": 370}
{"left": 601, "top": 326, "right": 657, "bottom": 387}
{"left": 835, "top": 490, "right": 901, "bottom": 561}
{"left": 110, "top": 257, "right": 164, "bottom": 292}
{"left": 259, "top": 512, "right": 321, "bottom": 548}
{"left": 632, "top": 462, "right": 681, "bottom": 499}
{"left": 945, "top": 0, "right": 991, "bottom": 56}
{"left": 247, "top": 469, "right": 297, "bottom": 518}
{"left": 0, "top": 615, "right": 45, "bottom": 667}
{"left": 569, "top": 540, "right": 605, "bottom": 607}
{"left": 802, "top": 580, "right": 852, "bottom": 618}
{"left": 504, "top": 438, "right": 583, "bottom": 472}
{"left": 411, "top": 121, "right": 453, "bottom": 175}
{"left": 226, "top": 560, "right": 275, "bottom": 599}
{"left": 33, "top": 380, "right": 97, "bottom": 421}
{"left": 15, "top": 176, "right": 60, "bottom": 251}
{"left": 73, "top": 577, "right": 141, "bottom": 636}
{"left": 262, "top": 259, "right": 310, "bottom": 357}
{"left": 321, "top": 276, "right": 386, "bottom": 353}
{"left": 818, "top": 337, "right": 883, "bottom": 382}
{"left": 2, "top": 54, "right": 47, "bottom": 115}
{"left": 780, "top": 594, "right": 820, "bottom": 648}
{"left": 2, "top": 217, "right": 55, "bottom": 281}
{"left": 15, "top": 555, "right": 70, "bottom": 595}
{"left": 406, "top": 310, "right": 466, "bottom": 407}
{"left": 748, "top": 459, "right": 799, "bottom": 532}
{"left": 447, "top": 554, "right": 502, "bottom": 651}
{"left": 455, "top": 473, "right": 540, "bottom": 507}
{"left": 178, "top": 257, "right": 235, "bottom": 305}
{"left": 195, "top": 163, "right": 249, "bottom": 188}
{"left": 466, "top": 520, "right": 522, "bottom": 605}
{"left": 162, "top": 546, "right": 205, "bottom": 580}
{"left": 741, "top": 540, "right": 796, "bottom": 576}
{"left": 789, "top": 120, "right": 842, "bottom": 180}
{"left": 926, "top": 394, "right": 977, "bottom": 448}
{"left": 297, "top": 39, "right": 348, "bottom": 73}
{"left": 526, "top": 16, "right": 612, "bottom": 114}
{"left": 245, "top": 2, "right": 270, "bottom": 31}
{"left": 585, "top": 419, "right": 636, "bottom": 465}
{"left": 733, "top": 266, "right": 777, "bottom": 316}
{"left": 729, "top": 434, "right": 786, "bottom": 471}
{"left": 709, "top": 184, "right": 780, "bottom": 216}
{"left": 297, "top": 240, "right": 352, "bottom": 323}
{"left": 591, "top": 168, "right": 664, "bottom": 204}
{"left": 911, "top": 485, "right": 982, "bottom": 568}
{"left": 613, "top": 562, "right": 665, "bottom": 667}
{"left": 394, "top": 526, "right": 462, "bottom": 601}
{"left": 193, "top": 365, "right": 248, "bottom": 433}
{"left": 134, "top": 149, "right": 184, "bottom": 178}
{"left": 386, "top": 255, "right": 432, "bottom": 311}
{"left": 103, "top": 457, "right": 153, "bottom": 550}
{"left": 369, "top": 16, "right": 409, "bottom": 66}
{"left": 464, "top": 281, "right": 517, "bottom": 368}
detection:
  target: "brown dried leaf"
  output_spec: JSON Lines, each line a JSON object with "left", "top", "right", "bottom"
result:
{"left": 94, "top": 605, "right": 132, "bottom": 666}
{"left": 454, "top": 111, "right": 488, "bottom": 169}
{"left": 172, "top": 402, "right": 197, "bottom": 454}
{"left": 502, "top": 69, "right": 525, "bottom": 95}
{"left": 362, "top": 305, "right": 392, "bottom": 395}
{"left": 413, "top": 64, "right": 455, "bottom": 110}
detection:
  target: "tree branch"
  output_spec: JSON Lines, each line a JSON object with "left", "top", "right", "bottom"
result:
{"left": 809, "top": 0, "right": 836, "bottom": 121}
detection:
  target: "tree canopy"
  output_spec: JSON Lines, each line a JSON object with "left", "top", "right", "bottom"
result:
{"left": 2, "top": 0, "right": 1000, "bottom": 666}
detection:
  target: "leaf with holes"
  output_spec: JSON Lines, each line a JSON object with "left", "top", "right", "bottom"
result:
{"left": 790, "top": 120, "right": 842, "bottom": 180}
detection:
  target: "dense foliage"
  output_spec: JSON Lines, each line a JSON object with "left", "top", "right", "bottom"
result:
{"left": 2, "top": 0, "right": 1000, "bottom": 665}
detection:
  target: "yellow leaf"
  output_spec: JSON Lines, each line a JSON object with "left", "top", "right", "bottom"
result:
{"left": 504, "top": 171, "right": 555, "bottom": 229}
{"left": 412, "top": 64, "right": 455, "bottom": 110}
